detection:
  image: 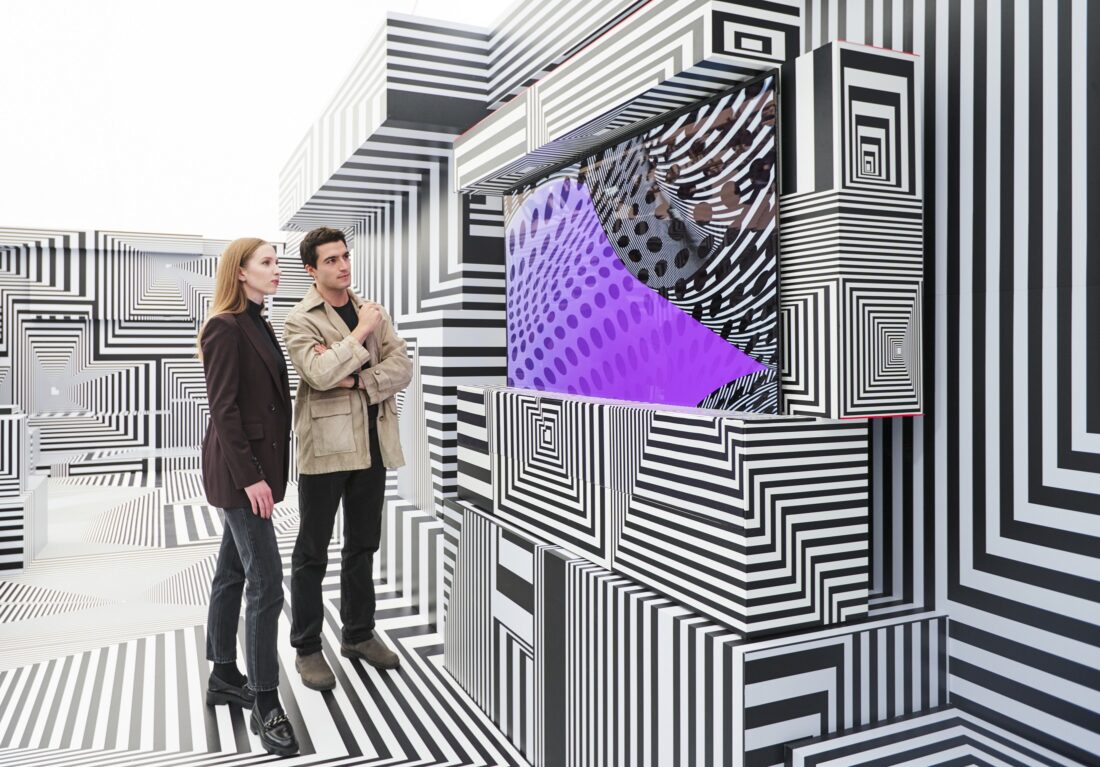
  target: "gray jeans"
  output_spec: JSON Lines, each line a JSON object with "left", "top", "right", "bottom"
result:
{"left": 205, "top": 507, "right": 284, "bottom": 691}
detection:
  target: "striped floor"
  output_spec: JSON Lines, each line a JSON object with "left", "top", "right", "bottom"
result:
{"left": 0, "top": 472, "right": 527, "bottom": 766}
{"left": 785, "top": 707, "right": 1091, "bottom": 767}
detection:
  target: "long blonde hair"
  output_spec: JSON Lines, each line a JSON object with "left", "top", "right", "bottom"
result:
{"left": 196, "top": 237, "right": 270, "bottom": 358}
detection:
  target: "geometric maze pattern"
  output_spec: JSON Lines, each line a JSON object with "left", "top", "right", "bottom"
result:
{"left": 0, "top": 227, "right": 303, "bottom": 571}
{"left": 779, "top": 43, "right": 923, "bottom": 419}
{"left": 0, "top": 475, "right": 528, "bottom": 767}
{"left": 291, "top": 2, "right": 1096, "bottom": 764}
{"left": 618, "top": 409, "right": 871, "bottom": 636}
{"left": 742, "top": 614, "right": 948, "bottom": 767}
{"left": 460, "top": 384, "right": 869, "bottom": 636}
{"left": 0, "top": 227, "right": 249, "bottom": 475}
{"left": 0, "top": 405, "right": 46, "bottom": 572}
{"left": 785, "top": 707, "right": 1091, "bottom": 767}
{"left": 445, "top": 500, "right": 946, "bottom": 767}
{"left": 454, "top": 0, "right": 801, "bottom": 195}
{"left": 278, "top": 15, "right": 509, "bottom": 520}
{"left": 798, "top": 3, "right": 1100, "bottom": 764}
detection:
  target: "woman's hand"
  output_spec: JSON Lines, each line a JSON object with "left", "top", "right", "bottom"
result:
{"left": 244, "top": 480, "right": 275, "bottom": 519}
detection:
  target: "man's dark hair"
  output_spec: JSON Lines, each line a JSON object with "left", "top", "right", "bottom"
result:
{"left": 299, "top": 227, "right": 347, "bottom": 268}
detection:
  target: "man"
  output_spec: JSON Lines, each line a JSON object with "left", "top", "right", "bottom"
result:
{"left": 283, "top": 226, "right": 412, "bottom": 690}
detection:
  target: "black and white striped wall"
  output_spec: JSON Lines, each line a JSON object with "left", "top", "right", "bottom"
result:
{"left": 798, "top": 0, "right": 1099, "bottom": 762}
{"left": 445, "top": 500, "right": 946, "bottom": 767}
{"left": 278, "top": 0, "right": 1100, "bottom": 763}
{"left": 457, "top": 384, "right": 872, "bottom": 637}
{"left": 779, "top": 41, "right": 924, "bottom": 419}
{"left": 0, "top": 229, "right": 301, "bottom": 569}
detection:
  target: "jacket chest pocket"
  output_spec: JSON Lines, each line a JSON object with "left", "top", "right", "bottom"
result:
{"left": 311, "top": 394, "right": 355, "bottom": 456}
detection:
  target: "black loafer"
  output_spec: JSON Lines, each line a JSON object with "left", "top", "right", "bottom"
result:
{"left": 206, "top": 673, "right": 255, "bottom": 708}
{"left": 250, "top": 705, "right": 299, "bottom": 756}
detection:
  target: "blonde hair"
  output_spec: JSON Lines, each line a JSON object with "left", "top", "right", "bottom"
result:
{"left": 196, "top": 237, "right": 270, "bottom": 358}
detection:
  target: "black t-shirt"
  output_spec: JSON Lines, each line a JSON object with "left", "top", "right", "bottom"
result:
{"left": 333, "top": 300, "right": 379, "bottom": 421}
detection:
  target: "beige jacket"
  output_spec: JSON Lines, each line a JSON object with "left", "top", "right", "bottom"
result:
{"left": 283, "top": 286, "right": 412, "bottom": 474}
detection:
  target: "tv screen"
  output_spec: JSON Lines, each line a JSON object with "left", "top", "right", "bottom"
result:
{"left": 505, "top": 73, "right": 779, "bottom": 412}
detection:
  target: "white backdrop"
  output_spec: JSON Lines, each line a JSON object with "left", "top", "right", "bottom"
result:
{"left": 0, "top": 0, "right": 515, "bottom": 241}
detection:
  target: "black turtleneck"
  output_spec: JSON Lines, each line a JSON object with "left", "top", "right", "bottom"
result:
{"left": 246, "top": 299, "right": 288, "bottom": 382}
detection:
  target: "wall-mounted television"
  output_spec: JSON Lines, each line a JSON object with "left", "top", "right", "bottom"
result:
{"left": 505, "top": 73, "right": 779, "bottom": 412}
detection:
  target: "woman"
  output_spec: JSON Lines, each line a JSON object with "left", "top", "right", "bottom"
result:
{"left": 198, "top": 237, "right": 297, "bottom": 756}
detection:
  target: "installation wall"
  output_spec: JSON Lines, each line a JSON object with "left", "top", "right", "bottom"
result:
{"left": 803, "top": 1, "right": 1099, "bottom": 761}
{"left": 505, "top": 76, "right": 780, "bottom": 412}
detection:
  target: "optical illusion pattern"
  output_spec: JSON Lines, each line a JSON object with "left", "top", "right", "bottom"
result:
{"left": 0, "top": 407, "right": 43, "bottom": 571}
{"left": 795, "top": 1, "right": 1100, "bottom": 764}
{"left": 455, "top": 0, "right": 802, "bottom": 194}
{"left": 444, "top": 500, "right": 946, "bottom": 767}
{"left": 504, "top": 76, "right": 780, "bottom": 410}
{"left": 266, "top": 0, "right": 1100, "bottom": 764}
{"left": 786, "top": 707, "right": 1091, "bottom": 767}
{"left": 779, "top": 42, "right": 924, "bottom": 419}
{"left": 279, "top": 17, "right": 508, "bottom": 520}
{"left": 0, "top": 476, "right": 528, "bottom": 767}
{"left": 458, "top": 384, "right": 869, "bottom": 636}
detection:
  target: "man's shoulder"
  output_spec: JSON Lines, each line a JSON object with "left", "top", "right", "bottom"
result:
{"left": 285, "top": 296, "right": 322, "bottom": 322}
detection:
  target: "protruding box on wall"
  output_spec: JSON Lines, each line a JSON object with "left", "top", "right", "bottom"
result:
{"left": 457, "top": 385, "right": 870, "bottom": 636}
{"left": 0, "top": 406, "right": 48, "bottom": 571}
{"left": 455, "top": 0, "right": 801, "bottom": 195}
{"left": 445, "top": 499, "right": 947, "bottom": 767}
{"left": 779, "top": 42, "right": 923, "bottom": 418}
{"left": 0, "top": 406, "right": 27, "bottom": 498}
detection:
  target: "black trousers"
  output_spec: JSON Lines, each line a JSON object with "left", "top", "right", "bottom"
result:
{"left": 206, "top": 507, "right": 284, "bottom": 691}
{"left": 290, "top": 422, "right": 386, "bottom": 656}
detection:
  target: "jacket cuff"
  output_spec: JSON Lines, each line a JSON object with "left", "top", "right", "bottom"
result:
{"left": 344, "top": 334, "right": 372, "bottom": 367}
{"left": 229, "top": 455, "right": 265, "bottom": 489}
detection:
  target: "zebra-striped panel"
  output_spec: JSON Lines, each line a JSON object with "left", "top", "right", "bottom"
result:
{"left": 0, "top": 475, "right": 45, "bottom": 573}
{"left": 744, "top": 613, "right": 948, "bottom": 767}
{"left": 465, "top": 384, "right": 869, "bottom": 636}
{"left": 283, "top": 125, "right": 508, "bottom": 520}
{"left": 534, "top": 535, "right": 943, "bottom": 767}
{"left": 616, "top": 410, "right": 870, "bottom": 636}
{"left": 485, "top": 1, "right": 648, "bottom": 109}
{"left": 785, "top": 707, "right": 1090, "bottom": 767}
{"left": 0, "top": 408, "right": 27, "bottom": 498}
{"left": 278, "top": 17, "right": 494, "bottom": 229}
{"left": 455, "top": 0, "right": 801, "bottom": 194}
{"left": 443, "top": 503, "right": 546, "bottom": 763}
{"left": 457, "top": 385, "right": 492, "bottom": 509}
{"left": 489, "top": 388, "right": 617, "bottom": 567}
{"left": 479, "top": 386, "right": 653, "bottom": 569}
{"left": 797, "top": 2, "right": 1098, "bottom": 763}
{"left": 0, "top": 228, "right": 292, "bottom": 478}
{"left": 779, "top": 42, "right": 924, "bottom": 419}
{"left": 541, "top": 545, "right": 746, "bottom": 767}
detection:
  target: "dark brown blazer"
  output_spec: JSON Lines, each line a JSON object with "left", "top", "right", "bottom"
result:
{"left": 200, "top": 311, "right": 292, "bottom": 509}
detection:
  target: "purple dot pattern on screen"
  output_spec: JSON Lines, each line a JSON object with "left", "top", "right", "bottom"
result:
{"left": 506, "top": 177, "right": 766, "bottom": 406}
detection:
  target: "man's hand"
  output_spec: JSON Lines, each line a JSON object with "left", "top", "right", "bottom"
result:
{"left": 355, "top": 302, "right": 383, "bottom": 339}
{"left": 313, "top": 346, "right": 360, "bottom": 389}
{"left": 244, "top": 479, "right": 275, "bottom": 519}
